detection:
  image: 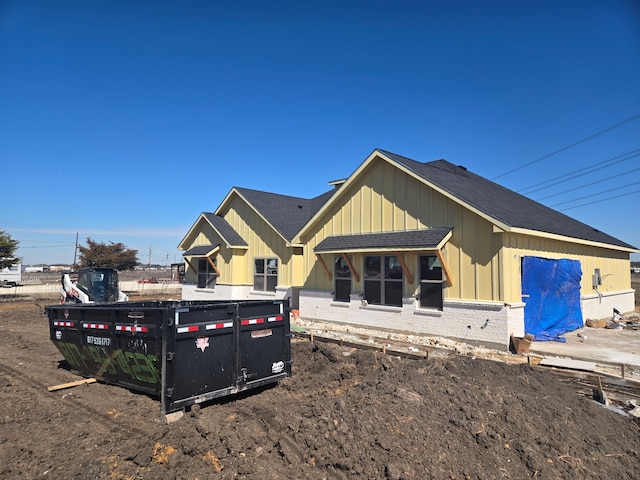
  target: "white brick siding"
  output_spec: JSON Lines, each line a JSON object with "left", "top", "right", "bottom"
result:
{"left": 581, "top": 290, "right": 635, "bottom": 321}
{"left": 299, "top": 290, "right": 516, "bottom": 349}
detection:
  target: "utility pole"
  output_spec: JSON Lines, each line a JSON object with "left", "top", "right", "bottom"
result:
{"left": 148, "top": 246, "right": 152, "bottom": 270}
{"left": 73, "top": 232, "right": 78, "bottom": 267}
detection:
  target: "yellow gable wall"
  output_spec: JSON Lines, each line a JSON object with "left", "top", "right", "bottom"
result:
{"left": 501, "top": 232, "right": 632, "bottom": 304}
{"left": 181, "top": 222, "right": 232, "bottom": 283}
{"left": 221, "top": 195, "right": 298, "bottom": 286}
{"left": 301, "top": 157, "right": 501, "bottom": 302}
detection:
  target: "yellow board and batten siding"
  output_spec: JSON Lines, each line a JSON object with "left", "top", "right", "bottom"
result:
{"left": 221, "top": 196, "right": 296, "bottom": 287}
{"left": 301, "top": 156, "right": 501, "bottom": 303}
{"left": 501, "top": 232, "right": 632, "bottom": 304}
{"left": 181, "top": 225, "right": 224, "bottom": 284}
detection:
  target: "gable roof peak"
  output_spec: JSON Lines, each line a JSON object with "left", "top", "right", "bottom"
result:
{"left": 376, "top": 150, "right": 470, "bottom": 178}
{"left": 228, "top": 186, "right": 336, "bottom": 242}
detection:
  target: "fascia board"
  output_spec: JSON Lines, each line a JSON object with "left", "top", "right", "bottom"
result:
{"left": 436, "top": 230, "right": 453, "bottom": 249}
{"left": 213, "top": 189, "right": 237, "bottom": 216}
{"left": 184, "top": 245, "right": 221, "bottom": 258}
{"left": 172, "top": 188, "right": 239, "bottom": 251}
{"left": 217, "top": 188, "right": 291, "bottom": 246}
{"left": 317, "top": 246, "right": 442, "bottom": 254}
{"left": 315, "top": 230, "right": 453, "bottom": 255}
{"left": 509, "top": 227, "right": 639, "bottom": 253}
{"left": 293, "top": 149, "right": 381, "bottom": 243}
{"left": 177, "top": 213, "right": 208, "bottom": 250}
{"left": 178, "top": 210, "right": 250, "bottom": 251}
{"left": 293, "top": 149, "right": 512, "bottom": 243}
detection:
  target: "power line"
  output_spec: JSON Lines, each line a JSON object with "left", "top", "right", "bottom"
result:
{"left": 535, "top": 165, "right": 640, "bottom": 201}
{"left": 549, "top": 181, "right": 639, "bottom": 207}
{"left": 17, "top": 239, "right": 75, "bottom": 244}
{"left": 484, "top": 73, "right": 640, "bottom": 154}
{"left": 558, "top": 189, "right": 640, "bottom": 211}
{"left": 491, "top": 113, "right": 640, "bottom": 181}
{"left": 18, "top": 244, "right": 75, "bottom": 248}
{"left": 518, "top": 148, "right": 640, "bottom": 195}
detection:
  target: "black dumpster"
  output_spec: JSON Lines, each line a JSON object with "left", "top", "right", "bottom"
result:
{"left": 46, "top": 299, "right": 292, "bottom": 421}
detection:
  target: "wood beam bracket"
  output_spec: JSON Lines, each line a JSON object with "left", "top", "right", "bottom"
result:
{"left": 316, "top": 253, "right": 332, "bottom": 281}
{"left": 184, "top": 257, "right": 196, "bottom": 274}
{"left": 394, "top": 252, "right": 413, "bottom": 284}
{"left": 207, "top": 255, "right": 221, "bottom": 277}
{"left": 341, "top": 254, "right": 360, "bottom": 283}
{"left": 436, "top": 249, "right": 454, "bottom": 287}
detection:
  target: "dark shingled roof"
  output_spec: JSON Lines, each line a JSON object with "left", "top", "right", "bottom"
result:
{"left": 202, "top": 212, "right": 248, "bottom": 247}
{"left": 233, "top": 187, "right": 336, "bottom": 242}
{"left": 377, "top": 149, "right": 636, "bottom": 250}
{"left": 183, "top": 244, "right": 220, "bottom": 256}
{"left": 315, "top": 228, "right": 453, "bottom": 252}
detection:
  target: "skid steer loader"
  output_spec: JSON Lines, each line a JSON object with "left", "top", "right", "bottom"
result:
{"left": 60, "top": 267, "right": 128, "bottom": 303}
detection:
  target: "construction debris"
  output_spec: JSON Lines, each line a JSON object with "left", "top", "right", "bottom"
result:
{"left": 47, "top": 378, "right": 96, "bottom": 392}
{"left": 586, "top": 309, "right": 640, "bottom": 331}
{"left": 628, "top": 400, "right": 640, "bottom": 418}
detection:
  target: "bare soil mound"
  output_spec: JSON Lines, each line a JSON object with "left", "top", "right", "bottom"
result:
{"left": 1, "top": 299, "right": 639, "bottom": 479}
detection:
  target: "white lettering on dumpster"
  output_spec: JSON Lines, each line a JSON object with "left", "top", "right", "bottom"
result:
{"left": 272, "top": 361, "right": 285, "bottom": 374}
{"left": 86, "top": 336, "right": 111, "bottom": 347}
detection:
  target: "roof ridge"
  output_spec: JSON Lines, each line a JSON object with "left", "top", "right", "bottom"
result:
{"left": 235, "top": 186, "right": 322, "bottom": 203}
{"left": 376, "top": 149, "right": 634, "bottom": 249}
{"left": 378, "top": 149, "right": 467, "bottom": 176}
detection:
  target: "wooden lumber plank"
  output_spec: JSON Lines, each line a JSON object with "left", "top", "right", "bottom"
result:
{"left": 539, "top": 357, "right": 596, "bottom": 372}
{"left": 47, "top": 378, "right": 97, "bottom": 392}
{"left": 592, "top": 375, "right": 610, "bottom": 405}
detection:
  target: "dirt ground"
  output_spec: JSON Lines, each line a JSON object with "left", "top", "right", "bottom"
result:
{"left": 1, "top": 295, "right": 640, "bottom": 479}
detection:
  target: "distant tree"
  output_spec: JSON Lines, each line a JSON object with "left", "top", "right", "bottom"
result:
{"left": 77, "top": 238, "right": 138, "bottom": 271}
{"left": 0, "top": 230, "right": 21, "bottom": 270}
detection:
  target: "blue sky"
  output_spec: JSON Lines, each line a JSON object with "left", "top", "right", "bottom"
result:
{"left": 2, "top": 0, "right": 639, "bottom": 266}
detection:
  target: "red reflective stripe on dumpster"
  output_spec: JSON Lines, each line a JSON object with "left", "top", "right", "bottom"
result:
{"left": 241, "top": 318, "right": 265, "bottom": 326}
{"left": 205, "top": 322, "right": 233, "bottom": 330}
{"left": 116, "top": 325, "right": 149, "bottom": 333}
{"left": 267, "top": 315, "right": 283, "bottom": 322}
{"left": 82, "top": 323, "right": 109, "bottom": 330}
{"left": 53, "top": 321, "right": 75, "bottom": 327}
{"left": 177, "top": 325, "right": 199, "bottom": 333}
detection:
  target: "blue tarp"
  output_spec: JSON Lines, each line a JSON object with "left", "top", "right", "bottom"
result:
{"left": 522, "top": 256, "right": 583, "bottom": 342}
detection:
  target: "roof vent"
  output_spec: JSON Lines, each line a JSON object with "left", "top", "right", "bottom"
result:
{"left": 457, "top": 165, "right": 467, "bottom": 171}
{"left": 328, "top": 178, "right": 347, "bottom": 189}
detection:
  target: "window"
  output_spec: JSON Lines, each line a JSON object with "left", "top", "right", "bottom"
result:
{"left": 419, "top": 255, "right": 443, "bottom": 309}
{"left": 77, "top": 269, "right": 120, "bottom": 302}
{"left": 197, "top": 258, "right": 217, "bottom": 289}
{"left": 334, "top": 256, "right": 352, "bottom": 302}
{"left": 254, "top": 258, "right": 278, "bottom": 291}
{"left": 364, "top": 255, "right": 403, "bottom": 307}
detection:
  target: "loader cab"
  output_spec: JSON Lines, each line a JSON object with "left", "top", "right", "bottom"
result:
{"left": 77, "top": 268, "right": 120, "bottom": 303}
